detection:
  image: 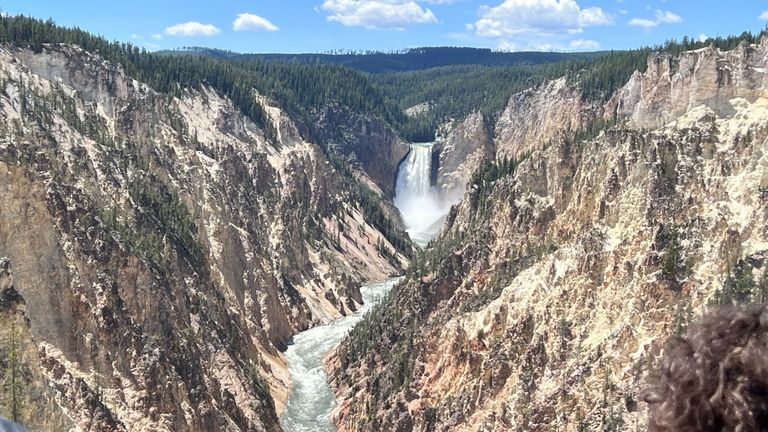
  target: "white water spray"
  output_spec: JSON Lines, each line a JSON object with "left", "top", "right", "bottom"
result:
{"left": 394, "top": 143, "right": 450, "bottom": 246}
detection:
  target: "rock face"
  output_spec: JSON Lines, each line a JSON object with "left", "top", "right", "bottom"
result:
{"left": 0, "top": 258, "right": 74, "bottom": 431}
{"left": 0, "top": 44, "right": 409, "bottom": 431}
{"left": 494, "top": 76, "right": 596, "bottom": 158}
{"left": 607, "top": 40, "right": 768, "bottom": 129}
{"left": 315, "top": 104, "right": 410, "bottom": 197}
{"left": 434, "top": 112, "right": 493, "bottom": 203}
{"left": 330, "top": 39, "right": 768, "bottom": 431}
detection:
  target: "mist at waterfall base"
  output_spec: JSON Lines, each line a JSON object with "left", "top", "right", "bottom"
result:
{"left": 394, "top": 143, "right": 452, "bottom": 247}
{"left": 280, "top": 279, "right": 400, "bottom": 432}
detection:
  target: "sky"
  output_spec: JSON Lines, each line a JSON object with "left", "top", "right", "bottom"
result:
{"left": 2, "top": 0, "right": 768, "bottom": 54}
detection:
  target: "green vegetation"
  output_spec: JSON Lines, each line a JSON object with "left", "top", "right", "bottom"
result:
{"left": 653, "top": 225, "right": 695, "bottom": 289}
{"left": 328, "top": 155, "right": 413, "bottom": 257}
{"left": 671, "top": 301, "right": 694, "bottom": 336}
{"left": 128, "top": 175, "right": 205, "bottom": 269}
{"left": 468, "top": 155, "right": 521, "bottom": 216}
{"left": 3, "top": 322, "right": 23, "bottom": 423}
{"left": 99, "top": 166, "right": 205, "bottom": 275}
{"left": 657, "top": 226, "right": 684, "bottom": 282}
{"left": 710, "top": 259, "right": 767, "bottom": 306}
{"left": 180, "top": 46, "right": 601, "bottom": 73}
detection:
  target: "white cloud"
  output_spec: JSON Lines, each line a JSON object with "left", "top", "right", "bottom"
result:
{"left": 629, "top": 9, "right": 681, "bottom": 28}
{"left": 531, "top": 42, "right": 557, "bottom": 51}
{"left": 164, "top": 21, "right": 221, "bottom": 37}
{"left": 579, "top": 7, "right": 612, "bottom": 26}
{"left": 759, "top": 10, "right": 768, "bottom": 20}
{"left": 497, "top": 39, "right": 518, "bottom": 51}
{"left": 131, "top": 34, "right": 143, "bottom": 40}
{"left": 655, "top": 10, "right": 682, "bottom": 24}
{"left": 473, "top": 0, "right": 612, "bottom": 39}
{"left": 698, "top": 34, "right": 708, "bottom": 43}
{"left": 233, "top": 13, "right": 279, "bottom": 32}
{"left": 628, "top": 18, "right": 656, "bottom": 28}
{"left": 569, "top": 38, "right": 600, "bottom": 50}
{"left": 498, "top": 40, "right": 561, "bottom": 52}
{"left": 151, "top": 33, "right": 163, "bottom": 40}
{"left": 321, "top": 0, "right": 438, "bottom": 29}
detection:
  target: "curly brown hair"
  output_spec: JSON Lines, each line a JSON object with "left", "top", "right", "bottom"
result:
{"left": 644, "top": 305, "right": 768, "bottom": 431}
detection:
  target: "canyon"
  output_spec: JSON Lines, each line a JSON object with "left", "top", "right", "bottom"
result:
{"left": 330, "top": 36, "right": 768, "bottom": 431}
{"left": 0, "top": 15, "right": 767, "bottom": 432}
{"left": 0, "top": 42, "right": 410, "bottom": 431}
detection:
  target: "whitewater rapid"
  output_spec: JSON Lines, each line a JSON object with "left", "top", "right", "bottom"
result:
{"left": 280, "top": 278, "right": 401, "bottom": 431}
{"left": 394, "top": 142, "right": 450, "bottom": 246}
{"left": 280, "top": 143, "right": 449, "bottom": 430}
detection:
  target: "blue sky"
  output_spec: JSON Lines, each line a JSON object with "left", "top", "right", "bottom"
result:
{"left": 2, "top": 0, "right": 768, "bottom": 53}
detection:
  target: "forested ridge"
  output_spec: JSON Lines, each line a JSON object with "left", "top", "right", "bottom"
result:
{"left": 1, "top": 15, "right": 759, "bottom": 145}
{"left": 164, "top": 46, "right": 603, "bottom": 73}
{"left": 183, "top": 34, "right": 764, "bottom": 142}
{"left": 0, "top": 14, "right": 419, "bottom": 257}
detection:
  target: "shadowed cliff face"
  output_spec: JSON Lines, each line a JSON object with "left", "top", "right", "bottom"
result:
{"left": 315, "top": 104, "right": 410, "bottom": 198}
{"left": 0, "top": 44, "right": 410, "bottom": 431}
{"left": 0, "top": 258, "right": 75, "bottom": 431}
{"left": 330, "top": 39, "right": 768, "bottom": 431}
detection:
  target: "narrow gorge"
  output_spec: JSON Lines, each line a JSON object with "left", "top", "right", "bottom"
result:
{"left": 281, "top": 139, "right": 449, "bottom": 430}
{"left": 0, "top": 11, "right": 767, "bottom": 432}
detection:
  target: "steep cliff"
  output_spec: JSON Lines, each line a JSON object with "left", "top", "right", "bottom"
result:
{"left": 434, "top": 112, "right": 493, "bottom": 204}
{"left": 607, "top": 39, "right": 768, "bottom": 129}
{"left": 315, "top": 104, "right": 410, "bottom": 198}
{"left": 0, "top": 43, "right": 410, "bottom": 431}
{"left": 0, "top": 258, "right": 74, "bottom": 431}
{"left": 331, "top": 37, "right": 768, "bottom": 431}
{"left": 494, "top": 76, "right": 598, "bottom": 159}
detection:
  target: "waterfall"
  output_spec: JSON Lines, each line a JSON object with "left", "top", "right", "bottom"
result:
{"left": 394, "top": 143, "right": 448, "bottom": 247}
{"left": 280, "top": 145, "right": 448, "bottom": 431}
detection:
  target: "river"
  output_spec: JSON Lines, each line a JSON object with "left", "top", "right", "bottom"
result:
{"left": 281, "top": 142, "right": 448, "bottom": 430}
{"left": 280, "top": 278, "right": 401, "bottom": 431}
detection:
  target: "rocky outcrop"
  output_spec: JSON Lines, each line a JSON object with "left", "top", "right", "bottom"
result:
{"left": 0, "top": 258, "right": 74, "bottom": 431}
{"left": 607, "top": 36, "right": 768, "bottom": 128}
{"left": 434, "top": 112, "right": 493, "bottom": 203}
{"left": 0, "top": 44, "right": 409, "bottom": 431}
{"left": 494, "top": 76, "right": 597, "bottom": 158}
{"left": 315, "top": 104, "right": 410, "bottom": 197}
{"left": 331, "top": 40, "right": 768, "bottom": 431}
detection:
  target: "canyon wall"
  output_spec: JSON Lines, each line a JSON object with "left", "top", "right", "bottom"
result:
{"left": 315, "top": 104, "right": 410, "bottom": 198}
{"left": 331, "top": 37, "right": 768, "bottom": 432}
{"left": 0, "top": 44, "right": 409, "bottom": 431}
{"left": 434, "top": 112, "right": 493, "bottom": 204}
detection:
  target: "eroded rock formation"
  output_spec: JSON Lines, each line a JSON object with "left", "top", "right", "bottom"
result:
{"left": 435, "top": 112, "right": 493, "bottom": 203}
{"left": 330, "top": 37, "right": 768, "bottom": 432}
{"left": 0, "top": 44, "right": 409, "bottom": 431}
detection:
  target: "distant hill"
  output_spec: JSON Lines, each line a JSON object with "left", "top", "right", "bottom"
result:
{"left": 161, "top": 46, "right": 605, "bottom": 73}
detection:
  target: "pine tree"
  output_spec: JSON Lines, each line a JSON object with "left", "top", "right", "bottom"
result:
{"left": 4, "top": 321, "right": 23, "bottom": 423}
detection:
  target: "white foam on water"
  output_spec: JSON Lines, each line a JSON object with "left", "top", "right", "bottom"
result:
{"left": 280, "top": 278, "right": 401, "bottom": 431}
